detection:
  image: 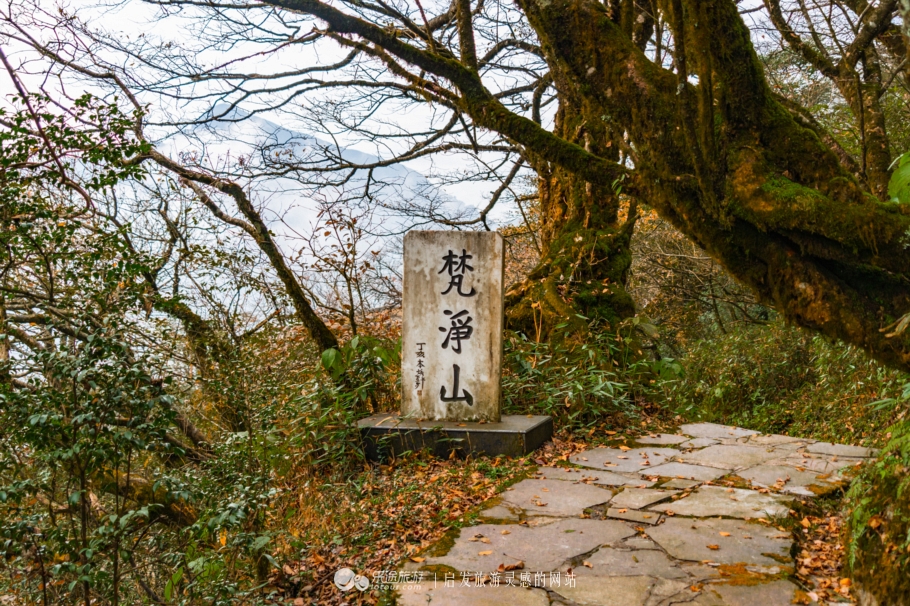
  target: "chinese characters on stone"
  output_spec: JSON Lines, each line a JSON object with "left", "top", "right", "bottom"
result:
{"left": 439, "top": 249, "right": 477, "bottom": 297}
{"left": 414, "top": 343, "right": 426, "bottom": 392}
{"left": 438, "top": 249, "right": 475, "bottom": 406}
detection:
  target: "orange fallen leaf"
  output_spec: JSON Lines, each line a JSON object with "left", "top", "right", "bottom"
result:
{"left": 478, "top": 550, "right": 493, "bottom": 556}
{"left": 619, "top": 445, "right": 631, "bottom": 451}
{"left": 501, "top": 530, "right": 511, "bottom": 535}
{"left": 583, "top": 561, "right": 593, "bottom": 568}
{"left": 707, "top": 545, "right": 720, "bottom": 550}
{"left": 410, "top": 556, "right": 425, "bottom": 563}
{"left": 719, "top": 532, "right": 731, "bottom": 537}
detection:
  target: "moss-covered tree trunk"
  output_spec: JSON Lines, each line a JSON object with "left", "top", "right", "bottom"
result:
{"left": 506, "top": 98, "right": 637, "bottom": 340}
{"left": 511, "top": 0, "right": 910, "bottom": 370}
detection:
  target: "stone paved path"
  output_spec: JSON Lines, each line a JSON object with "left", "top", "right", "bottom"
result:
{"left": 395, "top": 423, "right": 877, "bottom": 605}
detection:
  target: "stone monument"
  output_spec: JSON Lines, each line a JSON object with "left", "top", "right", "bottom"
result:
{"left": 358, "top": 231, "right": 553, "bottom": 460}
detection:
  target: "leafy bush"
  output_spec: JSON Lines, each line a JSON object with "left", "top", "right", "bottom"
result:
{"left": 844, "top": 418, "right": 910, "bottom": 603}
{"left": 663, "top": 320, "right": 908, "bottom": 444}
{"left": 501, "top": 328, "right": 662, "bottom": 430}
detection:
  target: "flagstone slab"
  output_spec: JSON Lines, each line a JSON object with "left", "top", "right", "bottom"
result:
{"left": 678, "top": 423, "right": 760, "bottom": 440}
{"left": 765, "top": 441, "right": 808, "bottom": 453}
{"left": 747, "top": 434, "right": 809, "bottom": 446}
{"left": 692, "top": 580, "right": 801, "bottom": 605}
{"left": 649, "top": 486, "right": 792, "bottom": 519}
{"left": 479, "top": 503, "right": 521, "bottom": 522}
{"left": 572, "top": 547, "right": 686, "bottom": 579}
{"left": 647, "top": 579, "right": 695, "bottom": 606}
{"left": 806, "top": 441, "right": 875, "bottom": 458}
{"left": 772, "top": 454, "right": 859, "bottom": 475}
{"left": 645, "top": 518, "right": 792, "bottom": 566}
{"left": 611, "top": 487, "right": 679, "bottom": 510}
{"left": 501, "top": 479, "right": 613, "bottom": 517}
{"left": 680, "top": 437, "right": 719, "bottom": 449}
{"left": 553, "top": 574, "right": 655, "bottom": 606}
{"left": 571, "top": 448, "right": 682, "bottom": 473}
{"left": 605, "top": 507, "right": 661, "bottom": 525}
{"left": 534, "top": 466, "right": 603, "bottom": 482}
{"left": 662, "top": 478, "right": 700, "bottom": 490}
{"left": 396, "top": 583, "right": 550, "bottom": 606}
{"left": 640, "top": 462, "right": 729, "bottom": 481}
{"left": 635, "top": 433, "right": 689, "bottom": 445}
{"left": 624, "top": 536, "right": 662, "bottom": 550}
{"left": 425, "top": 519, "right": 637, "bottom": 573}
{"left": 535, "top": 466, "right": 654, "bottom": 487}
{"left": 679, "top": 445, "right": 780, "bottom": 470}
{"left": 735, "top": 464, "right": 839, "bottom": 495}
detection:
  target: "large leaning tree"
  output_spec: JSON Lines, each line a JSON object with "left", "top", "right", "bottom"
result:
{"left": 256, "top": 0, "right": 910, "bottom": 367}
{"left": 6, "top": 0, "right": 910, "bottom": 368}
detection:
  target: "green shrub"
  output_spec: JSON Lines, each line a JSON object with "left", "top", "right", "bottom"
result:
{"left": 501, "top": 329, "right": 661, "bottom": 431}
{"left": 663, "top": 321, "right": 907, "bottom": 445}
{"left": 844, "top": 419, "right": 910, "bottom": 604}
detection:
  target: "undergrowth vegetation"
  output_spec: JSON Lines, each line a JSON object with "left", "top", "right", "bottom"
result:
{"left": 663, "top": 321, "right": 909, "bottom": 446}
{"left": 844, "top": 419, "right": 910, "bottom": 602}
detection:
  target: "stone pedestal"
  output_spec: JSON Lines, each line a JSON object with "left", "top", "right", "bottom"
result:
{"left": 358, "top": 413, "right": 553, "bottom": 461}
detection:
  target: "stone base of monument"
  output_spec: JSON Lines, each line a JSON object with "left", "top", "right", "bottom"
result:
{"left": 357, "top": 413, "right": 553, "bottom": 461}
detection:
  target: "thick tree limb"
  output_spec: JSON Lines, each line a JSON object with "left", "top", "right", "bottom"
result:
{"left": 257, "top": 0, "right": 629, "bottom": 187}
{"left": 148, "top": 149, "right": 339, "bottom": 352}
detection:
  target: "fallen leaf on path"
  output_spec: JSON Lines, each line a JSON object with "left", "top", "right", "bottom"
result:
{"left": 478, "top": 550, "right": 492, "bottom": 556}
{"left": 707, "top": 545, "right": 719, "bottom": 550}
